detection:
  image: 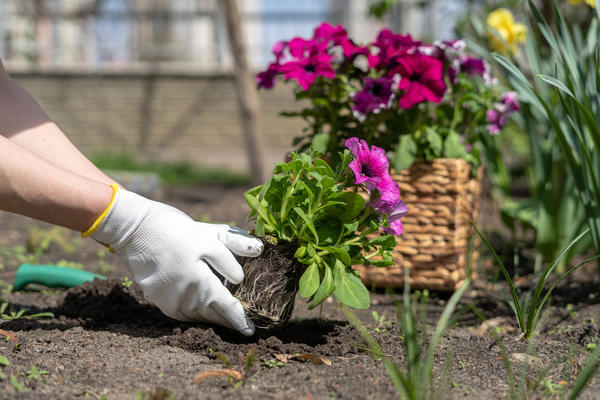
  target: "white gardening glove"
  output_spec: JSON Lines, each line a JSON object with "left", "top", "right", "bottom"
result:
{"left": 84, "top": 185, "right": 263, "bottom": 336}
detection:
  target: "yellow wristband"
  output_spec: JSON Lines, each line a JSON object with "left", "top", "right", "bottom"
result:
{"left": 81, "top": 184, "right": 120, "bottom": 238}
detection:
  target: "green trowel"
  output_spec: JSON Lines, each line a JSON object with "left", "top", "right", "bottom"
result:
{"left": 11, "top": 264, "right": 106, "bottom": 291}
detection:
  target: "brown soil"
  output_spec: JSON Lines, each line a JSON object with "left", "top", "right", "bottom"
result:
{"left": 0, "top": 184, "right": 598, "bottom": 399}
{"left": 228, "top": 238, "right": 304, "bottom": 329}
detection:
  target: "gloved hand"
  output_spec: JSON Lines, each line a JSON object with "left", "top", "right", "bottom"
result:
{"left": 83, "top": 185, "right": 262, "bottom": 336}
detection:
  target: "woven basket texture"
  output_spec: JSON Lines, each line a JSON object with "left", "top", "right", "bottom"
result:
{"left": 355, "top": 158, "right": 482, "bottom": 291}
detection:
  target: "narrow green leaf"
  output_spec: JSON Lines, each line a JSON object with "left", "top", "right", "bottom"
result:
{"left": 299, "top": 263, "right": 320, "bottom": 298}
{"left": 294, "top": 207, "right": 319, "bottom": 243}
{"left": 0, "top": 355, "right": 8, "bottom": 366}
{"left": 569, "top": 337, "right": 600, "bottom": 400}
{"left": 471, "top": 221, "right": 525, "bottom": 332}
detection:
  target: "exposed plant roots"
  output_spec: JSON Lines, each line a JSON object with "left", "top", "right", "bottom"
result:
{"left": 228, "top": 238, "right": 304, "bottom": 329}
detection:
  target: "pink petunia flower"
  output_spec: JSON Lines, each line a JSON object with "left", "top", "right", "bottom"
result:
{"left": 486, "top": 91, "right": 520, "bottom": 134}
{"left": 352, "top": 76, "right": 396, "bottom": 121}
{"left": 279, "top": 52, "right": 335, "bottom": 90}
{"left": 392, "top": 53, "right": 447, "bottom": 109}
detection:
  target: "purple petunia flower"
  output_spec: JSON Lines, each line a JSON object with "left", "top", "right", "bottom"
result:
{"left": 352, "top": 76, "right": 396, "bottom": 121}
{"left": 373, "top": 195, "right": 408, "bottom": 235}
{"left": 486, "top": 91, "right": 520, "bottom": 134}
{"left": 392, "top": 53, "right": 447, "bottom": 109}
{"left": 256, "top": 63, "right": 280, "bottom": 90}
{"left": 460, "top": 56, "right": 487, "bottom": 77}
{"left": 371, "top": 175, "right": 407, "bottom": 235}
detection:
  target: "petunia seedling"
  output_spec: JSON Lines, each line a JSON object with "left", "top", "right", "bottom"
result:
{"left": 239, "top": 138, "right": 405, "bottom": 314}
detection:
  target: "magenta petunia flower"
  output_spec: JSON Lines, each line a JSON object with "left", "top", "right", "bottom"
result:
{"left": 371, "top": 176, "right": 407, "bottom": 235}
{"left": 279, "top": 53, "right": 335, "bottom": 90}
{"left": 287, "top": 37, "right": 319, "bottom": 59}
{"left": 272, "top": 41, "right": 287, "bottom": 63}
{"left": 256, "top": 63, "right": 280, "bottom": 90}
{"left": 352, "top": 76, "right": 396, "bottom": 121}
{"left": 313, "top": 22, "right": 348, "bottom": 46}
{"left": 345, "top": 137, "right": 390, "bottom": 187}
{"left": 392, "top": 54, "right": 446, "bottom": 109}
{"left": 373, "top": 30, "right": 421, "bottom": 67}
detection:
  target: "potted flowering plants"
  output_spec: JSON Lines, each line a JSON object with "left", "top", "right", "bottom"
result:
{"left": 257, "top": 23, "right": 519, "bottom": 170}
{"left": 227, "top": 138, "right": 406, "bottom": 328}
{"left": 257, "top": 23, "right": 520, "bottom": 290}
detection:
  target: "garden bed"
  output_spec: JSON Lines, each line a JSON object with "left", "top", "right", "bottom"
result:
{"left": 0, "top": 184, "right": 598, "bottom": 399}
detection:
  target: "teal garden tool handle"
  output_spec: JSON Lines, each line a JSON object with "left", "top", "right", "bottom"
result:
{"left": 13, "top": 264, "right": 106, "bottom": 291}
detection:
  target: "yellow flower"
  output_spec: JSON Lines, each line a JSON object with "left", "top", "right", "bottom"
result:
{"left": 566, "top": 0, "right": 596, "bottom": 7}
{"left": 486, "top": 8, "right": 527, "bottom": 55}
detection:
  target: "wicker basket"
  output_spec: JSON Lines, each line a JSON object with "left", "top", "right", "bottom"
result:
{"left": 355, "top": 158, "right": 482, "bottom": 291}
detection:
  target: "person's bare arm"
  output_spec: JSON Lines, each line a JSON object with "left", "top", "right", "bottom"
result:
{"left": 0, "top": 59, "right": 116, "bottom": 186}
{"left": 0, "top": 134, "right": 113, "bottom": 232}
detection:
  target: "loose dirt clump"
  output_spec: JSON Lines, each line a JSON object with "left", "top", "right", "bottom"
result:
{"left": 228, "top": 238, "right": 305, "bottom": 329}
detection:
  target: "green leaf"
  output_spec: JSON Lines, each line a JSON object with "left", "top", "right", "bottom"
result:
{"left": 294, "top": 207, "right": 319, "bottom": 242}
{"left": 314, "top": 159, "right": 335, "bottom": 178}
{"left": 333, "top": 260, "right": 370, "bottom": 309}
{"left": 294, "top": 245, "right": 307, "bottom": 259}
{"left": 309, "top": 265, "right": 334, "bottom": 309}
{"left": 323, "top": 246, "right": 351, "bottom": 266}
{"left": 299, "top": 263, "right": 320, "bottom": 298}
{"left": 343, "top": 221, "right": 359, "bottom": 232}
{"left": 0, "top": 355, "right": 8, "bottom": 366}
{"left": 425, "top": 128, "right": 443, "bottom": 155}
{"left": 369, "top": 259, "right": 394, "bottom": 267}
{"left": 311, "top": 132, "right": 331, "bottom": 153}
{"left": 329, "top": 192, "right": 367, "bottom": 221}
{"left": 255, "top": 218, "right": 265, "bottom": 237}
{"left": 244, "top": 193, "right": 274, "bottom": 227}
{"left": 393, "top": 135, "right": 417, "bottom": 171}
{"left": 369, "top": 235, "right": 397, "bottom": 248}
{"left": 444, "top": 131, "right": 468, "bottom": 159}
{"left": 306, "top": 243, "right": 316, "bottom": 258}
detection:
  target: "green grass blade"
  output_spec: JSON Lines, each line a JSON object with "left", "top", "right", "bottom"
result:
{"left": 525, "top": 228, "right": 590, "bottom": 337}
{"left": 471, "top": 221, "right": 525, "bottom": 332}
{"left": 530, "top": 254, "right": 600, "bottom": 338}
